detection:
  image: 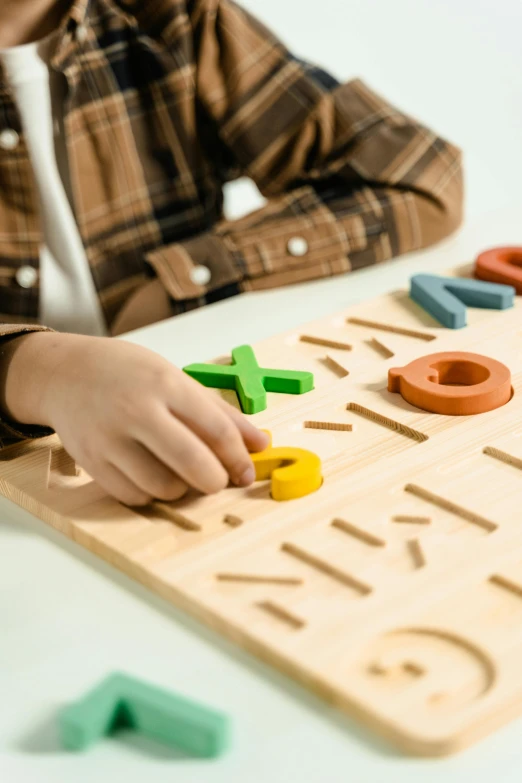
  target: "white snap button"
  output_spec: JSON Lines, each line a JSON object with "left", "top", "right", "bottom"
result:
{"left": 287, "top": 236, "right": 309, "bottom": 257}
{"left": 75, "top": 24, "right": 88, "bottom": 43}
{"left": 190, "top": 265, "right": 211, "bottom": 286}
{"left": 16, "top": 266, "right": 38, "bottom": 289}
{"left": 0, "top": 129, "right": 20, "bottom": 151}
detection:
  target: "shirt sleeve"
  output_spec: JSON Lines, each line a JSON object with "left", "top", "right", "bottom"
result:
{"left": 146, "top": 0, "right": 464, "bottom": 301}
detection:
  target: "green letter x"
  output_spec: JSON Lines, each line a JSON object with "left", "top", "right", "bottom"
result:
{"left": 183, "top": 345, "right": 314, "bottom": 414}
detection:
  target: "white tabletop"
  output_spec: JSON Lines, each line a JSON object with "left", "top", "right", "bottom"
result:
{"left": 2, "top": 205, "right": 522, "bottom": 783}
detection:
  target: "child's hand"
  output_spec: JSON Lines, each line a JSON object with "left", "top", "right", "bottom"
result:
{"left": 3, "top": 333, "right": 269, "bottom": 506}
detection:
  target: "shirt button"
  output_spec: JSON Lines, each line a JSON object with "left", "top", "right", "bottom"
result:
{"left": 75, "top": 24, "right": 88, "bottom": 43}
{"left": 287, "top": 236, "right": 309, "bottom": 257}
{"left": 190, "top": 265, "right": 212, "bottom": 286}
{"left": 0, "top": 129, "right": 20, "bottom": 151}
{"left": 16, "top": 266, "right": 38, "bottom": 289}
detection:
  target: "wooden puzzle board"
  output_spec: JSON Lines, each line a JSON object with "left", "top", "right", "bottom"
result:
{"left": 4, "top": 265, "right": 522, "bottom": 756}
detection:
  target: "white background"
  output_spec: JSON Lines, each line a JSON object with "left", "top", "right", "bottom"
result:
{"left": 228, "top": 0, "right": 522, "bottom": 221}
{"left": 3, "top": 2, "right": 522, "bottom": 782}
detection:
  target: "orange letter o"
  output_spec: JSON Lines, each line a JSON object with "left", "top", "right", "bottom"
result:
{"left": 388, "top": 351, "right": 512, "bottom": 415}
{"left": 475, "top": 246, "right": 522, "bottom": 294}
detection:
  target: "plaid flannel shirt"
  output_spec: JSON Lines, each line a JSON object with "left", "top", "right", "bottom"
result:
{"left": 0, "top": 0, "right": 463, "bottom": 442}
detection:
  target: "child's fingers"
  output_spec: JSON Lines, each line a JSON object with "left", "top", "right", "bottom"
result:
{"left": 136, "top": 408, "right": 229, "bottom": 495}
{"left": 86, "top": 460, "right": 153, "bottom": 507}
{"left": 166, "top": 380, "right": 258, "bottom": 487}
{"left": 109, "top": 440, "right": 188, "bottom": 502}
{"left": 214, "top": 396, "right": 270, "bottom": 453}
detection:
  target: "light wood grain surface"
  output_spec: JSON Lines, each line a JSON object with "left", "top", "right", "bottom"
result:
{"left": 3, "top": 265, "right": 522, "bottom": 756}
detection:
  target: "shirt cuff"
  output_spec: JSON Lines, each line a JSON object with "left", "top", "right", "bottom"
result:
{"left": 145, "top": 196, "right": 351, "bottom": 300}
{"left": 0, "top": 325, "right": 55, "bottom": 446}
{"left": 145, "top": 233, "right": 242, "bottom": 301}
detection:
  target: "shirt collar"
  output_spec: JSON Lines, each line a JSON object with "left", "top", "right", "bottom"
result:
{"left": 0, "top": 0, "right": 91, "bottom": 89}
{"left": 67, "top": 0, "right": 91, "bottom": 27}
{"left": 50, "top": 0, "right": 91, "bottom": 72}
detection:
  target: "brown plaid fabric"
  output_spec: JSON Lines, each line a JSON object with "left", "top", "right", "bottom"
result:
{"left": 0, "top": 0, "right": 463, "bottom": 441}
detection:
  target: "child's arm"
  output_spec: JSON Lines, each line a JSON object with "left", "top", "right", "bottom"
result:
{"left": 0, "top": 331, "right": 268, "bottom": 505}
{"left": 143, "top": 0, "right": 463, "bottom": 302}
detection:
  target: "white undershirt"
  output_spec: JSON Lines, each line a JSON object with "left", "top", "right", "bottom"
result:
{"left": 0, "top": 35, "right": 107, "bottom": 336}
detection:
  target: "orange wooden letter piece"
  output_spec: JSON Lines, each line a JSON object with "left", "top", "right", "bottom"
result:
{"left": 475, "top": 246, "right": 522, "bottom": 294}
{"left": 388, "top": 351, "right": 512, "bottom": 415}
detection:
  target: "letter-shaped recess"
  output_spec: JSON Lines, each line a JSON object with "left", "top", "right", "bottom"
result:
{"left": 388, "top": 351, "right": 512, "bottom": 415}
{"left": 58, "top": 672, "right": 230, "bottom": 757}
{"left": 251, "top": 432, "right": 322, "bottom": 500}
{"left": 183, "top": 345, "right": 314, "bottom": 414}
{"left": 410, "top": 274, "right": 515, "bottom": 329}
{"left": 475, "top": 246, "right": 522, "bottom": 294}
